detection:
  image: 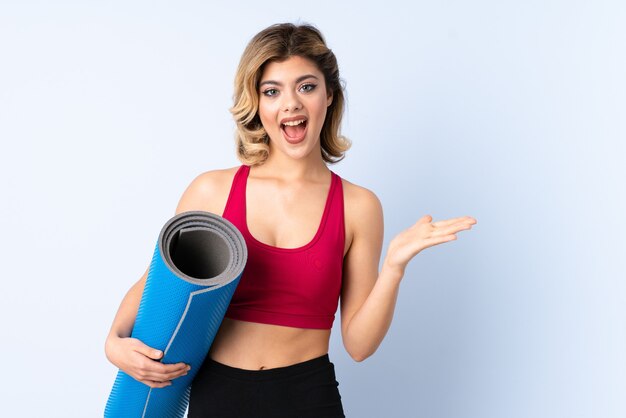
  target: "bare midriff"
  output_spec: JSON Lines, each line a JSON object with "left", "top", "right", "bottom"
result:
{"left": 208, "top": 318, "right": 331, "bottom": 370}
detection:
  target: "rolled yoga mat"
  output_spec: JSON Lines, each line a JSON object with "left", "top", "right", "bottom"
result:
{"left": 105, "top": 211, "right": 247, "bottom": 418}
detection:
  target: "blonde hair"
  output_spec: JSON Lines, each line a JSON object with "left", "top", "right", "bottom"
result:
{"left": 231, "top": 23, "right": 351, "bottom": 166}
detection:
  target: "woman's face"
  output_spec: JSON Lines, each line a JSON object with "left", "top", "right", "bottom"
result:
{"left": 258, "top": 55, "right": 333, "bottom": 161}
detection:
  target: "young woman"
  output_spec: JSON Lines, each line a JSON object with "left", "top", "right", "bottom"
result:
{"left": 105, "top": 23, "right": 477, "bottom": 417}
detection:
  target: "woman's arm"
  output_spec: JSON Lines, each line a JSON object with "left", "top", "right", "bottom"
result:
{"left": 104, "top": 268, "right": 190, "bottom": 388}
{"left": 340, "top": 184, "right": 476, "bottom": 362}
{"left": 104, "top": 168, "right": 234, "bottom": 387}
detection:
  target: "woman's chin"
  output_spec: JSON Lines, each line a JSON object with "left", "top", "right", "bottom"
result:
{"left": 269, "top": 142, "right": 318, "bottom": 161}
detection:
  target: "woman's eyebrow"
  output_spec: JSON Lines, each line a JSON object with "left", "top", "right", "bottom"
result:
{"left": 259, "top": 74, "right": 319, "bottom": 87}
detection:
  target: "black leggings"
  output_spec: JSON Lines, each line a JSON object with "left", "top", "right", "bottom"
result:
{"left": 188, "top": 354, "right": 345, "bottom": 418}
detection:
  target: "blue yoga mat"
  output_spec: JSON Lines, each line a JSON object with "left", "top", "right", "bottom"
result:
{"left": 105, "top": 211, "right": 247, "bottom": 417}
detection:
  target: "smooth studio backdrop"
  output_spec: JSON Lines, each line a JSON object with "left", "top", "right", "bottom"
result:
{"left": 1, "top": 1, "right": 624, "bottom": 417}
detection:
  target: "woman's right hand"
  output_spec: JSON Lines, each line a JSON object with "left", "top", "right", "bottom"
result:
{"left": 105, "top": 335, "right": 191, "bottom": 388}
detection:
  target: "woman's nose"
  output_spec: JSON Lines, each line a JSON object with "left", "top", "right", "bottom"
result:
{"left": 281, "top": 90, "right": 302, "bottom": 112}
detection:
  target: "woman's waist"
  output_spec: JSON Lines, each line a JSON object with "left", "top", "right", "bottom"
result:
{"left": 203, "top": 353, "right": 334, "bottom": 382}
{"left": 208, "top": 318, "right": 331, "bottom": 370}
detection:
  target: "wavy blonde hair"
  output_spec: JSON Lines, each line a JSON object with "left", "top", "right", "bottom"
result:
{"left": 231, "top": 23, "right": 351, "bottom": 166}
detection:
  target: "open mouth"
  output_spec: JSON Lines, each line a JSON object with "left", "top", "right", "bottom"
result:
{"left": 281, "top": 118, "right": 308, "bottom": 139}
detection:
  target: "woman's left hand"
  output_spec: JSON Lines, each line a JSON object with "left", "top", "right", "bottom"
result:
{"left": 383, "top": 215, "right": 477, "bottom": 274}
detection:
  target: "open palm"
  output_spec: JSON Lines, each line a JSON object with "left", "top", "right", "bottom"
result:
{"left": 385, "top": 215, "right": 477, "bottom": 272}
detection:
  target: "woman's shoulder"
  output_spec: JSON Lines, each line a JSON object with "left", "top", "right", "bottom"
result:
{"left": 339, "top": 176, "right": 383, "bottom": 220}
{"left": 175, "top": 165, "right": 241, "bottom": 215}
{"left": 338, "top": 176, "right": 383, "bottom": 252}
{"left": 192, "top": 166, "right": 241, "bottom": 187}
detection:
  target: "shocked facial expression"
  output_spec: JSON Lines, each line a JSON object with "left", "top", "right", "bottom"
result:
{"left": 258, "top": 55, "right": 333, "bottom": 160}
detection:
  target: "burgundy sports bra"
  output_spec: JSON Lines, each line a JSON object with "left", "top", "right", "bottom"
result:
{"left": 222, "top": 165, "right": 345, "bottom": 329}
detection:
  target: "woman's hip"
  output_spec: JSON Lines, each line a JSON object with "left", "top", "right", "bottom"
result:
{"left": 188, "top": 353, "right": 345, "bottom": 418}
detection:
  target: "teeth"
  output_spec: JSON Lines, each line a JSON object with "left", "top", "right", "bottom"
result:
{"left": 282, "top": 119, "right": 306, "bottom": 127}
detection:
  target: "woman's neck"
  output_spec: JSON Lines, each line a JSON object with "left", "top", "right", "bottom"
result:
{"left": 256, "top": 147, "right": 329, "bottom": 182}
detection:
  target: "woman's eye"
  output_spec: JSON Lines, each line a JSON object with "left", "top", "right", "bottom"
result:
{"left": 262, "top": 88, "right": 279, "bottom": 97}
{"left": 300, "top": 83, "right": 316, "bottom": 92}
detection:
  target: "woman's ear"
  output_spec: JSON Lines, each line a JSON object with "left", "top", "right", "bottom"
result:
{"left": 327, "top": 91, "right": 333, "bottom": 107}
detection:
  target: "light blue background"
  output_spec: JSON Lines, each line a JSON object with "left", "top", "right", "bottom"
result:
{"left": 1, "top": 1, "right": 624, "bottom": 417}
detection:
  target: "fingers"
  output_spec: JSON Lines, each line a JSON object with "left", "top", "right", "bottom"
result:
{"left": 149, "top": 361, "right": 191, "bottom": 380}
{"left": 132, "top": 339, "right": 164, "bottom": 361}
{"left": 415, "top": 215, "right": 475, "bottom": 250}
{"left": 160, "top": 365, "right": 191, "bottom": 381}
{"left": 410, "top": 215, "right": 476, "bottom": 243}
{"left": 439, "top": 222, "right": 474, "bottom": 237}
{"left": 387, "top": 215, "right": 476, "bottom": 268}
{"left": 114, "top": 337, "right": 192, "bottom": 389}
{"left": 135, "top": 357, "right": 190, "bottom": 381}
{"left": 127, "top": 339, "right": 191, "bottom": 386}
{"left": 431, "top": 216, "right": 476, "bottom": 228}
{"left": 141, "top": 364, "right": 190, "bottom": 388}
